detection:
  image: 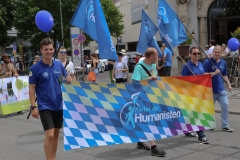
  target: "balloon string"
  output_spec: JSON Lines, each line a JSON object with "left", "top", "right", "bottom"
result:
{"left": 46, "top": 33, "right": 52, "bottom": 43}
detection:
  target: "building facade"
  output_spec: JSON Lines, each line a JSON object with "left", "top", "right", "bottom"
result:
{"left": 112, "top": 0, "right": 240, "bottom": 75}
{"left": 116, "top": 0, "right": 240, "bottom": 49}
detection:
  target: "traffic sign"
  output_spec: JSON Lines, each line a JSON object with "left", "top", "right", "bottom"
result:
{"left": 74, "top": 49, "right": 80, "bottom": 56}
{"left": 73, "top": 38, "right": 79, "bottom": 46}
{"left": 78, "top": 34, "right": 86, "bottom": 43}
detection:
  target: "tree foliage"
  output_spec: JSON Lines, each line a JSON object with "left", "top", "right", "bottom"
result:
{"left": 101, "top": 0, "right": 124, "bottom": 38}
{"left": 12, "top": 0, "right": 79, "bottom": 49}
{"left": 12, "top": 0, "right": 124, "bottom": 50}
{"left": 0, "top": 0, "right": 15, "bottom": 48}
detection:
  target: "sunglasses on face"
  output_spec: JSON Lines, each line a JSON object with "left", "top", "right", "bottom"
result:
{"left": 192, "top": 52, "right": 200, "bottom": 55}
{"left": 60, "top": 51, "right": 67, "bottom": 54}
{"left": 4, "top": 57, "right": 10, "bottom": 59}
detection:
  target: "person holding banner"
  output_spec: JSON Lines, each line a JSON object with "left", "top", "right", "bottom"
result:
{"left": 181, "top": 46, "right": 210, "bottom": 144}
{"left": 29, "top": 38, "right": 72, "bottom": 160}
{"left": 203, "top": 45, "right": 234, "bottom": 132}
{"left": 132, "top": 47, "right": 166, "bottom": 157}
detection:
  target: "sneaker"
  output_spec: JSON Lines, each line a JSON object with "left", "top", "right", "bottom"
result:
{"left": 222, "top": 127, "right": 234, "bottom": 132}
{"left": 151, "top": 147, "right": 166, "bottom": 157}
{"left": 185, "top": 132, "right": 197, "bottom": 137}
{"left": 198, "top": 137, "right": 210, "bottom": 144}
{"left": 137, "top": 142, "right": 150, "bottom": 150}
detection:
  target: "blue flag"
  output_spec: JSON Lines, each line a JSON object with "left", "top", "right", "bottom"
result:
{"left": 148, "top": 37, "right": 163, "bottom": 57}
{"left": 136, "top": 9, "right": 162, "bottom": 57}
{"left": 71, "top": 0, "right": 117, "bottom": 60}
{"left": 161, "top": 36, "right": 174, "bottom": 54}
{"left": 157, "top": 0, "right": 188, "bottom": 48}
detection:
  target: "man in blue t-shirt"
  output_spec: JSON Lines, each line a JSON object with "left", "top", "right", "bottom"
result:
{"left": 161, "top": 43, "right": 174, "bottom": 76}
{"left": 203, "top": 45, "right": 234, "bottom": 132}
{"left": 132, "top": 47, "right": 166, "bottom": 157}
{"left": 29, "top": 38, "right": 72, "bottom": 159}
{"left": 181, "top": 46, "right": 210, "bottom": 144}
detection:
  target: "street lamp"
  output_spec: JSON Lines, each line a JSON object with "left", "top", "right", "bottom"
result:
{"left": 59, "top": 0, "right": 64, "bottom": 46}
{"left": 116, "top": 0, "right": 132, "bottom": 52}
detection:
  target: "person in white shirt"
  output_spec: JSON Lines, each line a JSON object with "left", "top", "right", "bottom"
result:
{"left": 112, "top": 53, "right": 128, "bottom": 83}
{"left": 208, "top": 39, "right": 216, "bottom": 58}
{"left": 58, "top": 46, "right": 75, "bottom": 79}
{"left": 120, "top": 49, "right": 128, "bottom": 82}
{"left": 138, "top": 54, "right": 145, "bottom": 62}
{"left": 221, "top": 43, "right": 230, "bottom": 56}
{"left": 204, "top": 45, "right": 209, "bottom": 57}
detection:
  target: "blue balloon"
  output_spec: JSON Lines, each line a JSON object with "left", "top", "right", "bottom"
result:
{"left": 35, "top": 10, "right": 54, "bottom": 33}
{"left": 228, "top": 38, "right": 240, "bottom": 51}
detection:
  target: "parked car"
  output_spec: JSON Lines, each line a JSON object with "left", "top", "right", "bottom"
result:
{"left": 98, "top": 59, "right": 108, "bottom": 71}
{"left": 127, "top": 52, "right": 139, "bottom": 72}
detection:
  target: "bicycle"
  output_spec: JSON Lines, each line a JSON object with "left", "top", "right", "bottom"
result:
{"left": 227, "top": 56, "right": 239, "bottom": 86}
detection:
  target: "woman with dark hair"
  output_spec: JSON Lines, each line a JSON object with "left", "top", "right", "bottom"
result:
{"left": 112, "top": 53, "right": 128, "bottom": 83}
{"left": 90, "top": 53, "right": 99, "bottom": 83}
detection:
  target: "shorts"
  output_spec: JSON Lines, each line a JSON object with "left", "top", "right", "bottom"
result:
{"left": 39, "top": 110, "right": 63, "bottom": 131}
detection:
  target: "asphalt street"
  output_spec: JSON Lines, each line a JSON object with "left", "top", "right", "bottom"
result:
{"left": 0, "top": 71, "right": 240, "bottom": 160}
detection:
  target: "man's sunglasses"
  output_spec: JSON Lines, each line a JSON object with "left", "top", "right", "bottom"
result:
{"left": 4, "top": 57, "right": 10, "bottom": 59}
{"left": 60, "top": 51, "right": 67, "bottom": 54}
{"left": 192, "top": 52, "right": 200, "bottom": 55}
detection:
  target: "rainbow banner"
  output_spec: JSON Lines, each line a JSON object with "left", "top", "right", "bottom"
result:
{"left": 63, "top": 75, "right": 215, "bottom": 151}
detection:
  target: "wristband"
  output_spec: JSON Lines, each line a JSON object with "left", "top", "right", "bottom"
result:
{"left": 30, "top": 106, "right": 37, "bottom": 110}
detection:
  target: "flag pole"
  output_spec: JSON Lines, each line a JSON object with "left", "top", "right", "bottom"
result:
{"left": 159, "top": 30, "right": 195, "bottom": 76}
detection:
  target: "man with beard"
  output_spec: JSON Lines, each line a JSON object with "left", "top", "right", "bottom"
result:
{"left": 0, "top": 53, "right": 18, "bottom": 78}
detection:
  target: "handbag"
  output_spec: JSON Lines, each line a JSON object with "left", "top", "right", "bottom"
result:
{"left": 88, "top": 71, "right": 96, "bottom": 81}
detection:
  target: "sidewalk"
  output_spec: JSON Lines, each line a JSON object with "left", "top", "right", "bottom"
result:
{"left": 215, "top": 87, "right": 240, "bottom": 115}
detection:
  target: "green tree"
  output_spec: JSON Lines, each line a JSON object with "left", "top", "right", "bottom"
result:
{"left": 0, "top": 0, "right": 15, "bottom": 49}
{"left": 12, "top": 0, "right": 124, "bottom": 49}
{"left": 12, "top": 0, "right": 79, "bottom": 50}
{"left": 101, "top": 0, "right": 124, "bottom": 39}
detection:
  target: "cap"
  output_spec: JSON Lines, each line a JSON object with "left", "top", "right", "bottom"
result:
{"left": 205, "top": 45, "right": 209, "bottom": 48}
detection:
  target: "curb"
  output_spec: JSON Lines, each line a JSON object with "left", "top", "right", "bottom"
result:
{"left": 215, "top": 110, "right": 240, "bottom": 115}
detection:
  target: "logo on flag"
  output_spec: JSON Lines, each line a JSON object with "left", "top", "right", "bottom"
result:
{"left": 120, "top": 92, "right": 140, "bottom": 128}
{"left": 144, "top": 22, "right": 151, "bottom": 33}
{"left": 86, "top": 1, "right": 95, "bottom": 22}
{"left": 158, "top": 7, "right": 166, "bottom": 15}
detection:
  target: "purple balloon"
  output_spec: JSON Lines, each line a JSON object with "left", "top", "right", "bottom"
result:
{"left": 35, "top": 10, "right": 54, "bottom": 33}
{"left": 228, "top": 38, "right": 239, "bottom": 51}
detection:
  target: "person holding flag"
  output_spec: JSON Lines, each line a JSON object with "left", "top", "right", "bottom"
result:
{"left": 161, "top": 43, "right": 174, "bottom": 76}
{"left": 181, "top": 46, "right": 210, "bottom": 144}
{"left": 203, "top": 45, "right": 234, "bottom": 132}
